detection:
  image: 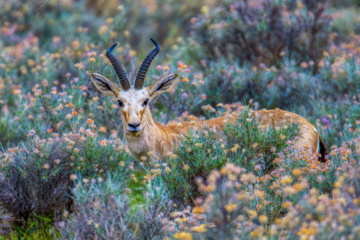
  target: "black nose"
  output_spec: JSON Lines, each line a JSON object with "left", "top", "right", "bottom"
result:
{"left": 128, "top": 123, "right": 140, "bottom": 129}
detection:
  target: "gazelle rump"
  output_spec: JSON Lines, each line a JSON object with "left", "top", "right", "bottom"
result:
{"left": 90, "top": 39, "right": 328, "bottom": 162}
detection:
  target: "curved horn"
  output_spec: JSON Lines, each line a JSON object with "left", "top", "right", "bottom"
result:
{"left": 106, "top": 43, "right": 130, "bottom": 91}
{"left": 134, "top": 38, "right": 160, "bottom": 89}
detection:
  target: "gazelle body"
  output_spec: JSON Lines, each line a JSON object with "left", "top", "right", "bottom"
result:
{"left": 91, "top": 39, "right": 327, "bottom": 162}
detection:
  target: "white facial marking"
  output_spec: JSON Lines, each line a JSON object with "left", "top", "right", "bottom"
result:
{"left": 118, "top": 88, "right": 151, "bottom": 134}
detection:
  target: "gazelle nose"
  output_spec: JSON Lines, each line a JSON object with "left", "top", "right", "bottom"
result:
{"left": 128, "top": 122, "right": 140, "bottom": 129}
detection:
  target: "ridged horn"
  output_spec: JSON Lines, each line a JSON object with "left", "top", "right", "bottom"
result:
{"left": 134, "top": 38, "right": 160, "bottom": 89}
{"left": 106, "top": 43, "right": 130, "bottom": 91}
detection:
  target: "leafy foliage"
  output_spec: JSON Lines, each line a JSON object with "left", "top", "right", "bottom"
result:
{"left": 189, "top": 0, "right": 331, "bottom": 73}
{"left": 59, "top": 176, "right": 172, "bottom": 240}
{"left": 147, "top": 106, "right": 299, "bottom": 205}
{"left": 0, "top": 136, "right": 73, "bottom": 235}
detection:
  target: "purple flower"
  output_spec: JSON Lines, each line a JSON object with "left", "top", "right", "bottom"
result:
{"left": 322, "top": 118, "right": 331, "bottom": 127}
{"left": 200, "top": 59, "right": 206, "bottom": 66}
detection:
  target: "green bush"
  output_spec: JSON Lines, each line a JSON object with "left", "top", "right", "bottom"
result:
{"left": 164, "top": 169, "right": 255, "bottom": 240}
{"left": 0, "top": 135, "right": 73, "bottom": 234}
{"left": 0, "top": 125, "right": 134, "bottom": 235}
{"left": 59, "top": 176, "right": 172, "bottom": 239}
{"left": 147, "top": 107, "right": 299, "bottom": 205}
{"left": 275, "top": 167, "right": 360, "bottom": 239}
{"left": 188, "top": 0, "right": 331, "bottom": 73}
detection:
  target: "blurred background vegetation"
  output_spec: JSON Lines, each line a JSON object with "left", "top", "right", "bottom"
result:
{"left": 1, "top": 0, "right": 360, "bottom": 239}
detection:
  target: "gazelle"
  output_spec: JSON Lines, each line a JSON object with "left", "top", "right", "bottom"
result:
{"left": 90, "top": 39, "right": 328, "bottom": 162}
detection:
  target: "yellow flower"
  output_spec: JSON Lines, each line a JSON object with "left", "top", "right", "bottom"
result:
{"left": 241, "top": 172, "right": 256, "bottom": 183}
{"left": 182, "top": 77, "right": 189, "bottom": 82}
{"left": 224, "top": 203, "right": 237, "bottom": 212}
{"left": 192, "top": 206, "right": 205, "bottom": 214}
{"left": 247, "top": 209, "right": 258, "bottom": 219}
{"left": 106, "top": 18, "right": 114, "bottom": 24}
{"left": 98, "top": 25, "right": 108, "bottom": 35}
{"left": 231, "top": 144, "right": 239, "bottom": 152}
{"left": 70, "top": 174, "right": 77, "bottom": 181}
{"left": 183, "top": 165, "right": 190, "bottom": 171}
{"left": 254, "top": 189, "right": 266, "bottom": 198}
{"left": 124, "top": 30, "right": 130, "bottom": 38}
{"left": 74, "top": 62, "right": 84, "bottom": 70}
{"left": 193, "top": 224, "right": 206, "bottom": 232}
{"left": 174, "top": 232, "right": 192, "bottom": 240}
{"left": 52, "top": 36, "right": 61, "bottom": 44}
{"left": 99, "top": 140, "right": 107, "bottom": 146}
{"left": 281, "top": 176, "right": 293, "bottom": 185}
{"left": 201, "top": 6, "right": 209, "bottom": 14}
{"left": 130, "top": 50, "right": 137, "bottom": 57}
{"left": 258, "top": 215, "right": 268, "bottom": 224}
{"left": 297, "top": 1, "right": 304, "bottom": 10}
{"left": 71, "top": 40, "right": 80, "bottom": 50}
{"left": 281, "top": 201, "right": 293, "bottom": 209}
{"left": 250, "top": 230, "right": 262, "bottom": 237}
{"left": 292, "top": 168, "right": 302, "bottom": 176}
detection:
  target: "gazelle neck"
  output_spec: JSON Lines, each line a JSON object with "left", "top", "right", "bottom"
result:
{"left": 124, "top": 112, "right": 167, "bottom": 161}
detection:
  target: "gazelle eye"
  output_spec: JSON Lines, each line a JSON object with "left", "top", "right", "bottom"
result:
{"left": 143, "top": 99, "right": 149, "bottom": 106}
{"left": 118, "top": 100, "right": 124, "bottom": 108}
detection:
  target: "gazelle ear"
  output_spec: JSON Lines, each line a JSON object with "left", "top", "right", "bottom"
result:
{"left": 90, "top": 73, "right": 121, "bottom": 98}
{"left": 148, "top": 73, "right": 179, "bottom": 99}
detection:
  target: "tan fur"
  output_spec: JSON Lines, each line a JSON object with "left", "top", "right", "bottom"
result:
{"left": 90, "top": 73, "right": 322, "bottom": 161}
{"left": 131, "top": 109, "right": 320, "bottom": 160}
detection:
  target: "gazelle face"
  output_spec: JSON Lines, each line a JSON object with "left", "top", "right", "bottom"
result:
{"left": 90, "top": 39, "right": 179, "bottom": 137}
{"left": 117, "top": 88, "right": 150, "bottom": 134}
{"left": 90, "top": 73, "right": 179, "bottom": 136}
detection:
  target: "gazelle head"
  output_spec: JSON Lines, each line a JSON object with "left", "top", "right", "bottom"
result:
{"left": 90, "top": 39, "right": 179, "bottom": 136}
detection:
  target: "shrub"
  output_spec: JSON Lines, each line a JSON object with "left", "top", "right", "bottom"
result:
{"left": 164, "top": 168, "right": 256, "bottom": 240}
{"left": 189, "top": 0, "right": 331, "bottom": 73}
{"left": 61, "top": 123, "right": 134, "bottom": 178}
{"left": 147, "top": 106, "right": 299, "bottom": 205}
{"left": 330, "top": 0, "right": 360, "bottom": 7}
{"left": 275, "top": 167, "right": 360, "bottom": 239}
{"left": 163, "top": 139, "right": 360, "bottom": 239}
{"left": 0, "top": 135, "right": 73, "bottom": 232}
{"left": 0, "top": 206, "right": 13, "bottom": 236}
{"left": 0, "top": 124, "right": 134, "bottom": 233}
{"left": 59, "top": 175, "right": 172, "bottom": 239}
{"left": 331, "top": 8, "right": 360, "bottom": 40}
